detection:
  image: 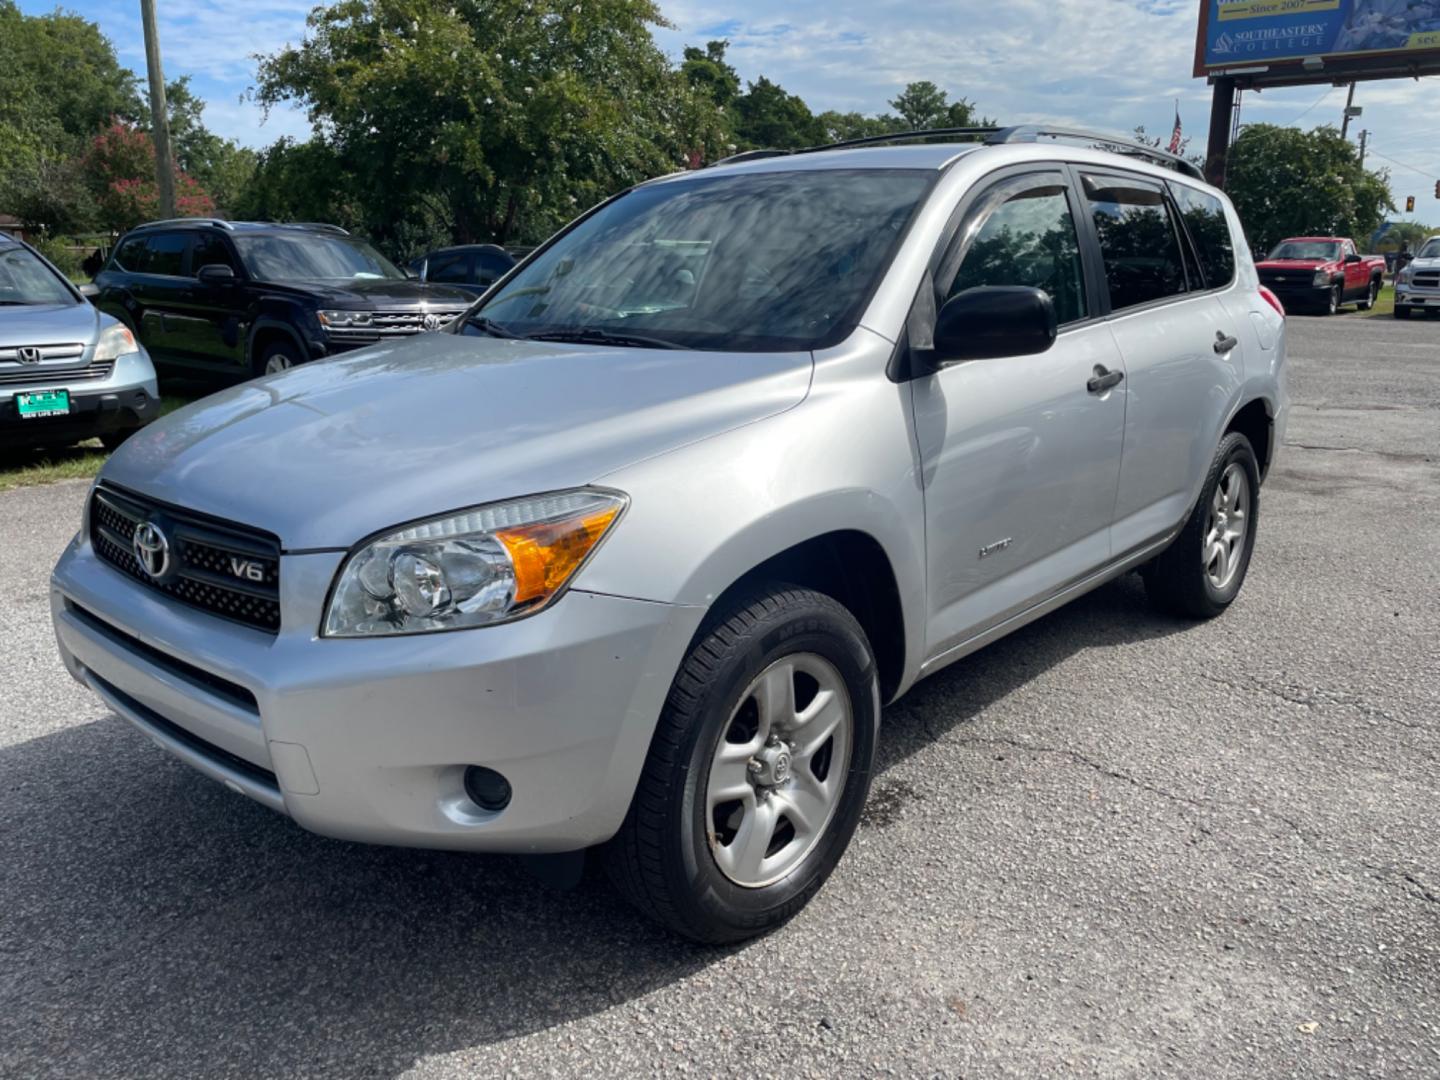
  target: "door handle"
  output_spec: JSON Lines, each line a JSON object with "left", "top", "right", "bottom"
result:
{"left": 1087, "top": 365, "right": 1124, "bottom": 394}
{"left": 1214, "top": 331, "right": 1239, "bottom": 354}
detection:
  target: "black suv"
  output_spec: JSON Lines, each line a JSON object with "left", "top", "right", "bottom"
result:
{"left": 408, "top": 244, "right": 517, "bottom": 296}
{"left": 93, "top": 220, "right": 475, "bottom": 380}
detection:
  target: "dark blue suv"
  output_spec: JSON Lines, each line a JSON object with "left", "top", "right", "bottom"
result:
{"left": 93, "top": 220, "right": 475, "bottom": 380}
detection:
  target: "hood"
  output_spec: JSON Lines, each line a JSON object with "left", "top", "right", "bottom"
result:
{"left": 102, "top": 333, "right": 813, "bottom": 549}
{"left": 0, "top": 299, "right": 101, "bottom": 348}
{"left": 1255, "top": 257, "right": 1332, "bottom": 271}
{"left": 277, "top": 278, "right": 473, "bottom": 308}
{"left": 1404, "top": 257, "right": 1440, "bottom": 272}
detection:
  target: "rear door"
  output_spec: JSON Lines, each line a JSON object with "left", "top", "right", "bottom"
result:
{"left": 132, "top": 231, "right": 193, "bottom": 364}
{"left": 1080, "top": 172, "right": 1244, "bottom": 553}
{"left": 179, "top": 231, "right": 249, "bottom": 371}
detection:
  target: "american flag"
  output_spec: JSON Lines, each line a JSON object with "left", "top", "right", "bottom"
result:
{"left": 1167, "top": 104, "right": 1183, "bottom": 154}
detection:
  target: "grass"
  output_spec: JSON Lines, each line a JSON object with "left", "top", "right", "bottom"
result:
{"left": 0, "top": 393, "right": 196, "bottom": 494}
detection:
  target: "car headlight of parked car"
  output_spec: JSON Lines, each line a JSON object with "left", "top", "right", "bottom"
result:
{"left": 323, "top": 489, "right": 626, "bottom": 637}
{"left": 1397, "top": 267, "right": 1413, "bottom": 286}
{"left": 317, "top": 310, "right": 373, "bottom": 330}
{"left": 1311, "top": 270, "right": 1332, "bottom": 288}
{"left": 95, "top": 323, "right": 139, "bottom": 361}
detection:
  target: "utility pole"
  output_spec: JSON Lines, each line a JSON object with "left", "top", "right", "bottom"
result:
{"left": 1340, "top": 81, "right": 1357, "bottom": 140}
{"left": 1205, "top": 76, "right": 1236, "bottom": 189}
{"left": 1357, "top": 129, "right": 1369, "bottom": 169}
{"left": 139, "top": 0, "right": 176, "bottom": 220}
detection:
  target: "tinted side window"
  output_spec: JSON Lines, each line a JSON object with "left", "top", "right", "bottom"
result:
{"left": 114, "top": 236, "right": 148, "bottom": 272}
{"left": 477, "top": 251, "right": 513, "bottom": 278}
{"left": 144, "top": 233, "right": 189, "bottom": 276}
{"left": 1171, "top": 185, "right": 1235, "bottom": 289}
{"left": 947, "top": 179, "right": 1088, "bottom": 325}
{"left": 427, "top": 252, "right": 473, "bottom": 283}
{"left": 1083, "top": 175, "right": 1188, "bottom": 311}
{"left": 192, "top": 233, "right": 238, "bottom": 274}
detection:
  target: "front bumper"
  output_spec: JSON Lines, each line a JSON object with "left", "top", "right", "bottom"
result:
{"left": 51, "top": 532, "right": 703, "bottom": 853}
{"left": 0, "top": 349, "right": 159, "bottom": 447}
{"left": 1394, "top": 283, "right": 1440, "bottom": 310}
{"left": 1260, "top": 280, "right": 1333, "bottom": 308}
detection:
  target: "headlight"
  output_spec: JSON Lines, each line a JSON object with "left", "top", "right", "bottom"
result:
{"left": 1311, "top": 270, "right": 1332, "bottom": 288}
{"left": 94, "top": 323, "right": 137, "bottom": 362}
{"left": 1398, "top": 267, "right": 1413, "bottom": 285}
{"left": 323, "top": 489, "right": 626, "bottom": 637}
{"left": 317, "top": 310, "right": 373, "bottom": 329}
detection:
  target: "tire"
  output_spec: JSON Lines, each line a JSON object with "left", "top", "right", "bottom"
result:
{"left": 603, "top": 586, "right": 880, "bottom": 943}
{"left": 99, "top": 429, "right": 136, "bottom": 452}
{"left": 253, "top": 340, "right": 300, "bottom": 378}
{"left": 1358, "top": 277, "right": 1380, "bottom": 311}
{"left": 1323, "top": 284, "right": 1340, "bottom": 315}
{"left": 1143, "top": 432, "right": 1261, "bottom": 619}
{"left": 1395, "top": 306, "right": 1412, "bottom": 320}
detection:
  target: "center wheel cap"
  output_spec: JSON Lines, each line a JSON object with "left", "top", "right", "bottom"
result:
{"left": 752, "top": 743, "right": 793, "bottom": 787}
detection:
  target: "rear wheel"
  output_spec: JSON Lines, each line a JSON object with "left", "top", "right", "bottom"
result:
{"left": 604, "top": 586, "right": 879, "bottom": 943}
{"left": 1144, "top": 432, "right": 1260, "bottom": 619}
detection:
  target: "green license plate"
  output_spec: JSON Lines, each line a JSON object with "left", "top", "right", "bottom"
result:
{"left": 16, "top": 389, "right": 70, "bottom": 419}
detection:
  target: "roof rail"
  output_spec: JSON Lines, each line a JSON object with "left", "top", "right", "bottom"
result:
{"left": 709, "top": 149, "right": 792, "bottom": 167}
{"left": 281, "top": 222, "right": 350, "bottom": 235}
{"left": 987, "top": 125, "right": 1205, "bottom": 180}
{"left": 796, "top": 127, "right": 1001, "bottom": 155}
{"left": 133, "top": 217, "right": 235, "bottom": 231}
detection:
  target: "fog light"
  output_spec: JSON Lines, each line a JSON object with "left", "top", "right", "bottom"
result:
{"left": 464, "top": 765, "right": 512, "bottom": 811}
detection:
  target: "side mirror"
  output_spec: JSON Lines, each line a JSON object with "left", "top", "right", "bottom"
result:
{"left": 932, "top": 286, "right": 1058, "bottom": 365}
{"left": 197, "top": 264, "right": 236, "bottom": 284}
{"left": 1344, "top": 252, "right": 1362, "bottom": 264}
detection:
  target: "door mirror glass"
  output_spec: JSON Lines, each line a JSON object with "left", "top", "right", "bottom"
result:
{"left": 197, "top": 263, "right": 236, "bottom": 284}
{"left": 1344, "top": 252, "right": 1362, "bottom": 264}
{"left": 933, "top": 286, "right": 1057, "bottom": 363}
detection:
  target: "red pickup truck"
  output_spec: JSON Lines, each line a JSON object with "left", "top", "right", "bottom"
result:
{"left": 1255, "top": 237, "right": 1385, "bottom": 315}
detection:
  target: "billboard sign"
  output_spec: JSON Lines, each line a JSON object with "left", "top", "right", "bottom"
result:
{"left": 1197, "top": 0, "right": 1440, "bottom": 73}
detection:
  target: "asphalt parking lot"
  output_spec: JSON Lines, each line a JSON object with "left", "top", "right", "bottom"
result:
{"left": 1, "top": 314, "right": 1436, "bottom": 1079}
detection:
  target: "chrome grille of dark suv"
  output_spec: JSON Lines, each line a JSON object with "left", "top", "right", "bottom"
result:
{"left": 89, "top": 485, "right": 282, "bottom": 633}
{"left": 324, "top": 309, "right": 468, "bottom": 341}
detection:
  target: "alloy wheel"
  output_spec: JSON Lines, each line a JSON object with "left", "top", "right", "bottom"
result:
{"left": 1204, "top": 462, "right": 1250, "bottom": 591}
{"left": 264, "top": 353, "right": 295, "bottom": 375}
{"left": 704, "top": 653, "right": 853, "bottom": 888}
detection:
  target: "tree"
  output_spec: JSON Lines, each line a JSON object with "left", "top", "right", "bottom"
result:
{"left": 1226, "top": 124, "right": 1393, "bottom": 252}
{"left": 681, "top": 40, "right": 740, "bottom": 108}
{"left": 886, "top": 81, "right": 986, "bottom": 131}
{"left": 161, "top": 76, "right": 256, "bottom": 212}
{"left": 82, "top": 121, "right": 214, "bottom": 232}
{"left": 733, "top": 77, "right": 824, "bottom": 149}
{"left": 815, "top": 111, "right": 900, "bottom": 144}
{"left": 255, "top": 0, "right": 730, "bottom": 247}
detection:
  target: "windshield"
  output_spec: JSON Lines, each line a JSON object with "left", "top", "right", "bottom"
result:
{"left": 467, "top": 169, "right": 933, "bottom": 351}
{"left": 1418, "top": 239, "right": 1440, "bottom": 259}
{"left": 1268, "top": 240, "right": 1342, "bottom": 261}
{"left": 233, "top": 234, "right": 404, "bottom": 283}
{"left": 0, "top": 245, "right": 76, "bottom": 306}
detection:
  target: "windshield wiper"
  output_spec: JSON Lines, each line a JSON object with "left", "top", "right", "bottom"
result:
{"left": 522, "top": 326, "right": 690, "bottom": 350}
{"left": 463, "top": 315, "right": 523, "bottom": 339}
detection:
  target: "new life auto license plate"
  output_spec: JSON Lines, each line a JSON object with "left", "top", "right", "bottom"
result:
{"left": 16, "top": 389, "right": 70, "bottom": 419}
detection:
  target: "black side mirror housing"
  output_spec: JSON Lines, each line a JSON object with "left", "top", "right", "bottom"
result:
{"left": 197, "top": 264, "right": 236, "bottom": 284}
{"left": 1344, "top": 252, "right": 1362, "bottom": 264}
{"left": 931, "top": 286, "right": 1058, "bottom": 365}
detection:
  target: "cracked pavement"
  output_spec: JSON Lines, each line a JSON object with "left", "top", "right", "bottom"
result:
{"left": 2, "top": 314, "right": 1437, "bottom": 1078}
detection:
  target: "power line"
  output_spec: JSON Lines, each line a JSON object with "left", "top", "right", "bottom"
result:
{"left": 1286, "top": 85, "right": 1336, "bottom": 126}
{"left": 1364, "top": 146, "right": 1439, "bottom": 182}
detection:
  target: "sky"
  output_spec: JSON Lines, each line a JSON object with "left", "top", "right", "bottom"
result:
{"left": 20, "top": 0, "right": 1440, "bottom": 224}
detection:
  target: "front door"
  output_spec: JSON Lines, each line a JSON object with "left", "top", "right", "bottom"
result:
{"left": 913, "top": 169, "right": 1127, "bottom": 658}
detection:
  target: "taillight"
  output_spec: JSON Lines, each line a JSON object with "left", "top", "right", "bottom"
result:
{"left": 1259, "top": 285, "right": 1285, "bottom": 317}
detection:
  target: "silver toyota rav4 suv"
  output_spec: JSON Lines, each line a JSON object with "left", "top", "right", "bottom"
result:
{"left": 51, "top": 128, "right": 1288, "bottom": 942}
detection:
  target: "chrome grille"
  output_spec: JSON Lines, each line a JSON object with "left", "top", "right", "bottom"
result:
{"left": 325, "top": 309, "right": 467, "bottom": 341}
{"left": 1412, "top": 273, "right": 1440, "bottom": 288}
{"left": 89, "top": 485, "right": 282, "bottom": 634}
{"left": 0, "top": 357, "right": 112, "bottom": 387}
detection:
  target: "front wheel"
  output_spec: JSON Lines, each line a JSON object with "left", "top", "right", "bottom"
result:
{"left": 1323, "top": 284, "right": 1340, "bottom": 316}
{"left": 604, "top": 586, "right": 879, "bottom": 943}
{"left": 253, "top": 340, "right": 301, "bottom": 378}
{"left": 1358, "top": 278, "right": 1380, "bottom": 311}
{"left": 1143, "top": 432, "right": 1261, "bottom": 619}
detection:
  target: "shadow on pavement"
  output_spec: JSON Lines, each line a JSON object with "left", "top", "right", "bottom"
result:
{"left": 0, "top": 573, "right": 1193, "bottom": 1078}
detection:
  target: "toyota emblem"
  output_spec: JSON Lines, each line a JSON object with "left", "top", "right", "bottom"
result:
{"left": 17, "top": 346, "right": 41, "bottom": 364}
{"left": 132, "top": 520, "right": 171, "bottom": 580}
